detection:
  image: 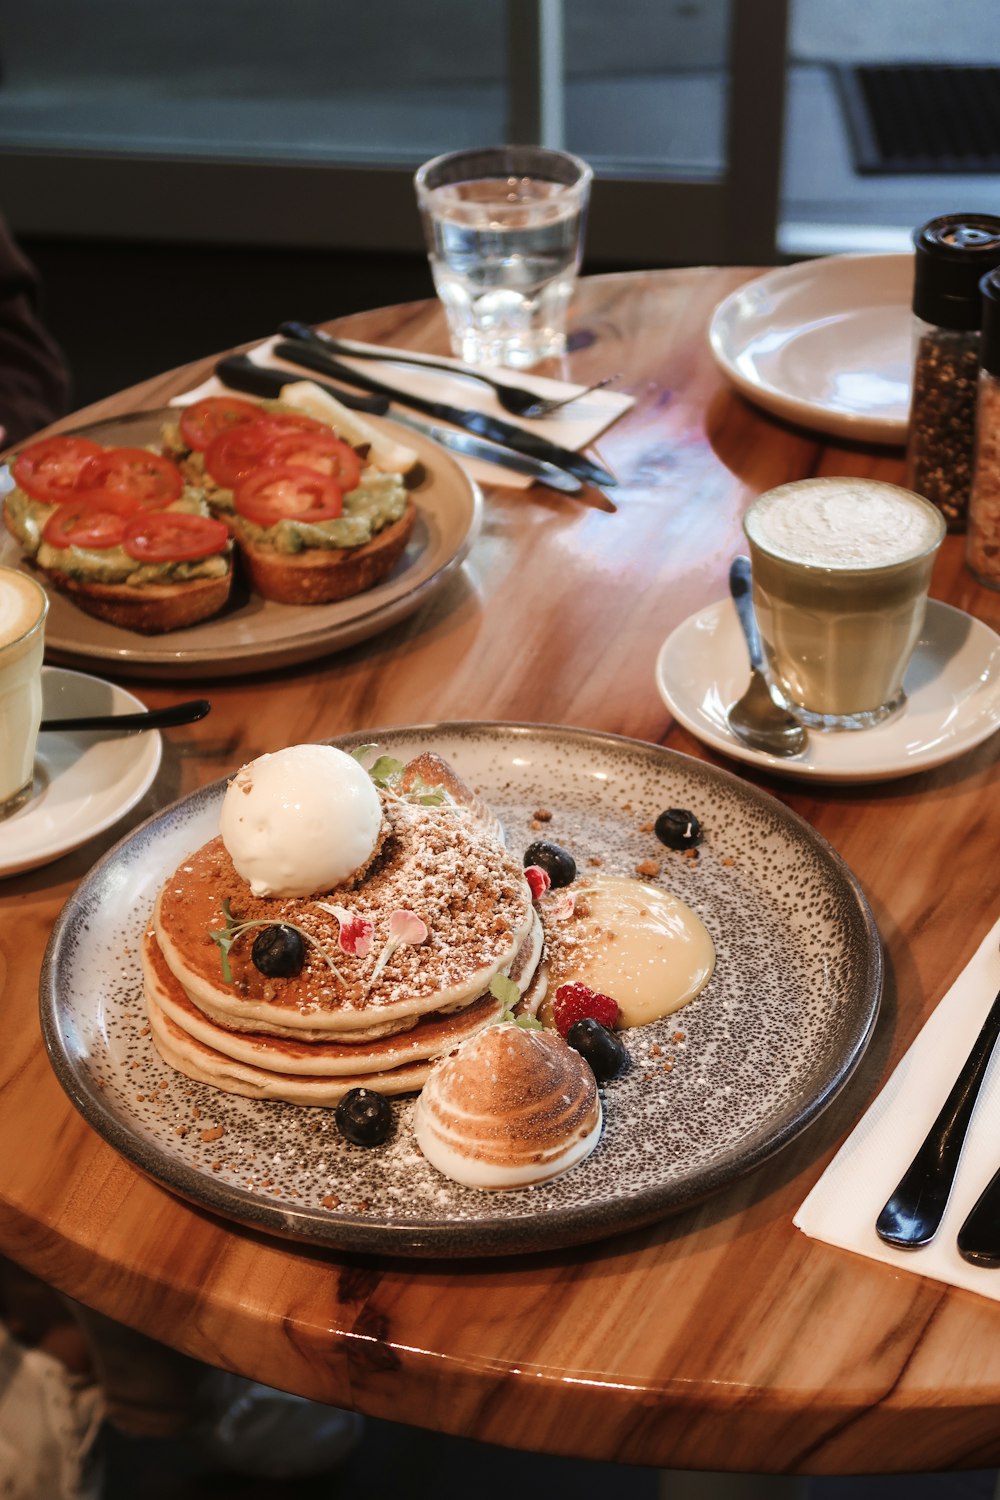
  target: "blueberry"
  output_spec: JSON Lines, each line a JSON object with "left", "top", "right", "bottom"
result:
{"left": 566, "top": 1018, "right": 629, "bottom": 1082}
{"left": 251, "top": 924, "right": 306, "bottom": 978}
{"left": 654, "top": 808, "right": 703, "bottom": 850}
{"left": 523, "top": 839, "right": 576, "bottom": 888}
{"left": 335, "top": 1087, "right": 393, "bottom": 1147}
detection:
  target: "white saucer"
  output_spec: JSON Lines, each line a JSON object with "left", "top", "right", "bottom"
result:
{"left": 708, "top": 253, "right": 912, "bottom": 445}
{"left": 655, "top": 599, "right": 1000, "bottom": 782}
{"left": 1, "top": 667, "right": 162, "bottom": 876}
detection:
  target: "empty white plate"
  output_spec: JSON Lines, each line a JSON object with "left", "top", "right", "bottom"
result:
{"left": 708, "top": 253, "right": 913, "bottom": 444}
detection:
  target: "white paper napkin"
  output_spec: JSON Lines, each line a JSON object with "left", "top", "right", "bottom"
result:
{"left": 173, "top": 336, "right": 632, "bottom": 490}
{"left": 795, "top": 916, "right": 1000, "bottom": 1300}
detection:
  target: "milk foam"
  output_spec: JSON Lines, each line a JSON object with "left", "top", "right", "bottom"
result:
{"left": 0, "top": 570, "right": 45, "bottom": 649}
{"left": 745, "top": 479, "right": 944, "bottom": 569}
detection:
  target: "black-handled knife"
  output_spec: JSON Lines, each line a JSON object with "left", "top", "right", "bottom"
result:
{"left": 215, "top": 355, "right": 387, "bottom": 415}
{"left": 214, "top": 357, "right": 583, "bottom": 493}
{"left": 270, "top": 338, "right": 617, "bottom": 489}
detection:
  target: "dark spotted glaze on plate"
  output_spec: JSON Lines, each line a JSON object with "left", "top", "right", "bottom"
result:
{"left": 39, "top": 723, "right": 882, "bottom": 1257}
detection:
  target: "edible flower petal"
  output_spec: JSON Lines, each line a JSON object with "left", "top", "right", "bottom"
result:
{"left": 369, "top": 908, "right": 429, "bottom": 983}
{"left": 315, "top": 902, "right": 375, "bottom": 957}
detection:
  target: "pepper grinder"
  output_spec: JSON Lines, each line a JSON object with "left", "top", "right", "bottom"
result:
{"left": 905, "top": 213, "right": 1000, "bottom": 531}
{"left": 966, "top": 268, "right": 1000, "bottom": 588}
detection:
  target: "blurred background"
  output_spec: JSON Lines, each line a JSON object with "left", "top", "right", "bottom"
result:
{"left": 0, "top": 0, "right": 998, "bottom": 418}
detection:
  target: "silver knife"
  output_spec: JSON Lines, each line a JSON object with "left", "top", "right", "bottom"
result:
{"left": 378, "top": 409, "right": 581, "bottom": 493}
{"left": 214, "top": 356, "right": 582, "bottom": 494}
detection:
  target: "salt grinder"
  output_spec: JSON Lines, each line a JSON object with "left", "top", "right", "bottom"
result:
{"left": 966, "top": 268, "right": 1000, "bottom": 588}
{"left": 905, "top": 213, "right": 1000, "bottom": 531}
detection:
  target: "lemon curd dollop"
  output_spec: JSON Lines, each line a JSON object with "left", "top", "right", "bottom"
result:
{"left": 542, "top": 874, "right": 715, "bottom": 1026}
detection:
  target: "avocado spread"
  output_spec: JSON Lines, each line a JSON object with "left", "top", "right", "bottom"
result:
{"left": 6, "top": 488, "right": 230, "bottom": 587}
{"left": 161, "top": 404, "right": 407, "bottom": 552}
{"left": 230, "top": 472, "right": 408, "bottom": 554}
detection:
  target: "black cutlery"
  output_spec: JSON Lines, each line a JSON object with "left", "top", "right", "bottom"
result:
{"left": 270, "top": 340, "right": 617, "bottom": 489}
{"left": 279, "top": 322, "right": 617, "bottom": 420}
{"left": 41, "top": 699, "right": 211, "bottom": 733}
{"left": 215, "top": 355, "right": 386, "bottom": 415}
{"left": 957, "top": 1158, "right": 1000, "bottom": 1267}
{"left": 215, "top": 357, "right": 582, "bottom": 492}
{"left": 875, "top": 982, "right": 1000, "bottom": 1249}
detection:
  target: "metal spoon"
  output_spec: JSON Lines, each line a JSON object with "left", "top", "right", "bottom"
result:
{"left": 278, "top": 322, "right": 618, "bottom": 421}
{"left": 727, "top": 556, "right": 807, "bottom": 758}
{"left": 40, "top": 699, "right": 210, "bottom": 733}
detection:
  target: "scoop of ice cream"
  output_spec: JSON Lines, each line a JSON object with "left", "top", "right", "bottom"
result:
{"left": 219, "top": 744, "right": 382, "bottom": 897}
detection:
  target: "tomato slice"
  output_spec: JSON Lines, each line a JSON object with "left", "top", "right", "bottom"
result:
{"left": 204, "top": 422, "right": 282, "bottom": 488}
{"left": 260, "top": 430, "right": 363, "bottom": 493}
{"left": 249, "top": 410, "right": 326, "bottom": 436}
{"left": 42, "top": 492, "right": 140, "bottom": 550}
{"left": 122, "top": 511, "right": 230, "bottom": 563}
{"left": 234, "top": 466, "right": 344, "bottom": 526}
{"left": 179, "top": 396, "right": 263, "bottom": 453}
{"left": 75, "top": 447, "right": 183, "bottom": 506}
{"left": 11, "top": 435, "right": 104, "bottom": 503}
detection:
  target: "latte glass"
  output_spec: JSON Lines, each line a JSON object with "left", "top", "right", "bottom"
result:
{"left": 0, "top": 567, "right": 48, "bottom": 817}
{"left": 743, "top": 478, "right": 945, "bottom": 731}
{"left": 414, "top": 145, "right": 592, "bottom": 369}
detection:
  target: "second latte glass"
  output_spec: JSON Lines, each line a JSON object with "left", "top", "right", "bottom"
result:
{"left": 743, "top": 478, "right": 945, "bottom": 731}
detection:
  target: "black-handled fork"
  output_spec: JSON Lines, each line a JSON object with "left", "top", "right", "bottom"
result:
{"left": 875, "top": 982, "right": 1000, "bottom": 1249}
{"left": 278, "top": 322, "right": 617, "bottom": 420}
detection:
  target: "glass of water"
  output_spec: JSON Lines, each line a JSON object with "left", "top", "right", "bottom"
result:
{"left": 414, "top": 144, "right": 593, "bottom": 369}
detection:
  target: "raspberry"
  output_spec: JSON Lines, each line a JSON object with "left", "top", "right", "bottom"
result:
{"left": 552, "top": 981, "right": 620, "bottom": 1037}
{"left": 524, "top": 864, "right": 551, "bottom": 900}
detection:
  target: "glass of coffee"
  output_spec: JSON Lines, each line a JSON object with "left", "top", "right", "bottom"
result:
{"left": 743, "top": 478, "right": 946, "bottom": 731}
{"left": 0, "top": 566, "right": 48, "bottom": 818}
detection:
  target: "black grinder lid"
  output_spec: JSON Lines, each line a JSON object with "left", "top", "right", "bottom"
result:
{"left": 980, "top": 267, "right": 1000, "bottom": 378}
{"left": 912, "top": 214, "right": 1000, "bottom": 331}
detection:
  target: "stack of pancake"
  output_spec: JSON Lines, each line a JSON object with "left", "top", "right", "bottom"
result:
{"left": 142, "top": 754, "right": 541, "bottom": 1105}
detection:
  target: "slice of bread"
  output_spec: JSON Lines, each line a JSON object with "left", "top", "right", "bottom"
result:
{"left": 233, "top": 498, "right": 416, "bottom": 605}
{"left": 37, "top": 564, "right": 233, "bottom": 634}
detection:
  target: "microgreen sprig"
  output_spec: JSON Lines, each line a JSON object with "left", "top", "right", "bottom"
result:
{"left": 209, "top": 898, "right": 345, "bottom": 985}
{"left": 350, "top": 744, "right": 447, "bottom": 808}
{"left": 489, "top": 973, "right": 544, "bottom": 1029}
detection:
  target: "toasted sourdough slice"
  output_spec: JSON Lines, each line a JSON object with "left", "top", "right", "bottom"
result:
{"left": 234, "top": 498, "right": 417, "bottom": 605}
{"left": 36, "top": 562, "right": 233, "bottom": 633}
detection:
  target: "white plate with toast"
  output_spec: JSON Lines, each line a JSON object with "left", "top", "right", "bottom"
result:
{"left": 1, "top": 408, "right": 481, "bottom": 680}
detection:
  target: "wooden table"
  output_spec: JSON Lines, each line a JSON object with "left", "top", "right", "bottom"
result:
{"left": 4, "top": 268, "right": 1000, "bottom": 1475}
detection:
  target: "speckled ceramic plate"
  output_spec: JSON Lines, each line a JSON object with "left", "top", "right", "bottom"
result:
{"left": 0, "top": 408, "right": 480, "bottom": 680}
{"left": 40, "top": 724, "right": 882, "bottom": 1257}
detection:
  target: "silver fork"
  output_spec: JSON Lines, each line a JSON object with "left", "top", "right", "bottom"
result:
{"left": 278, "top": 322, "right": 618, "bottom": 420}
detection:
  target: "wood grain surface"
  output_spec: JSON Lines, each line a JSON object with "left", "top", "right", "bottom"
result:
{"left": 4, "top": 268, "right": 1000, "bottom": 1473}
